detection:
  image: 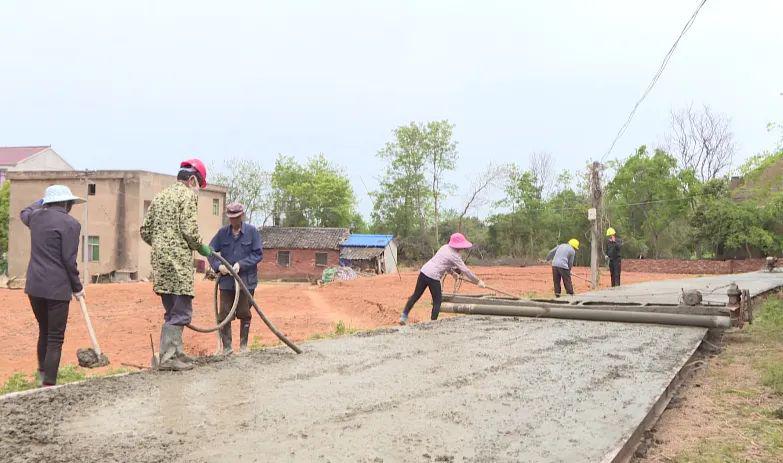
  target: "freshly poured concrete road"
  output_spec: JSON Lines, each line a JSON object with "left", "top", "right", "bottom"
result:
{"left": 1, "top": 316, "right": 706, "bottom": 463}
{"left": 568, "top": 270, "right": 783, "bottom": 305}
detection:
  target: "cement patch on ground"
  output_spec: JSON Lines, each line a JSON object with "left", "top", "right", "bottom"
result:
{"left": 0, "top": 317, "right": 705, "bottom": 463}
{"left": 571, "top": 270, "right": 783, "bottom": 305}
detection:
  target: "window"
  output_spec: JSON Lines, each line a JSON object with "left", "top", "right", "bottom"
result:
{"left": 315, "top": 252, "right": 328, "bottom": 267}
{"left": 277, "top": 251, "right": 291, "bottom": 267}
{"left": 143, "top": 200, "right": 151, "bottom": 215}
{"left": 88, "top": 183, "right": 96, "bottom": 195}
{"left": 212, "top": 198, "right": 220, "bottom": 216}
{"left": 87, "top": 236, "right": 100, "bottom": 262}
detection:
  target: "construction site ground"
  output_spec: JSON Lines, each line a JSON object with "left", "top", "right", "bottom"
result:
{"left": 0, "top": 266, "right": 688, "bottom": 382}
{"left": 2, "top": 269, "right": 781, "bottom": 462}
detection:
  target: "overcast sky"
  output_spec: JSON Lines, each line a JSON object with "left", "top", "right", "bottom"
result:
{"left": 1, "top": 0, "right": 781, "bottom": 218}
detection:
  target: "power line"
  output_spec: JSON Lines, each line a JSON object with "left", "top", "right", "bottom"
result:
{"left": 601, "top": 0, "right": 710, "bottom": 162}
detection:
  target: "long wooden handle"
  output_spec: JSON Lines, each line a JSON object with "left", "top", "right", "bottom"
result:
{"left": 78, "top": 297, "right": 102, "bottom": 356}
{"left": 483, "top": 285, "right": 520, "bottom": 299}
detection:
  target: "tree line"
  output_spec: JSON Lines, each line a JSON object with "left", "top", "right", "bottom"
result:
{"left": 206, "top": 106, "right": 783, "bottom": 263}
{"left": 1, "top": 106, "right": 778, "bottom": 272}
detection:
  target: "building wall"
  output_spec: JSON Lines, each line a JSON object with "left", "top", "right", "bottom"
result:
{"left": 621, "top": 258, "right": 767, "bottom": 275}
{"left": 9, "top": 149, "right": 74, "bottom": 171}
{"left": 258, "top": 248, "right": 339, "bottom": 281}
{"left": 136, "top": 173, "right": 226, "bottom": 279}
{"left": 383, "top": 241, "right": 398, "bottom": 274}
{"left": 8, "top": 171, "right": 226, "bottom": 283}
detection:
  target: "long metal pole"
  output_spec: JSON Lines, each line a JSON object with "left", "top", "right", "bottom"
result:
{"left": 590, "top": 161, "right": 601, "bottom": 289}
{"left": 441, "top": 302, "right": 731, "bottom": 328}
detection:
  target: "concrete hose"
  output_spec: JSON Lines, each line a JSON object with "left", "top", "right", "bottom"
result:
{"left": 211, "top": 253, "right": 303, "bottom": 354}
{"left": 185, "top": 276, "right": 240, "bottom": 333}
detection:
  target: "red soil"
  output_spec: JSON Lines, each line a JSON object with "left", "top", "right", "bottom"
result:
{"left": 0, "top": 266, "right": 690, "bottom": 382}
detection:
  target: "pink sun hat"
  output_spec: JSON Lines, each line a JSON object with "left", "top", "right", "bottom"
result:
{"left": 448, "top": 232, "right": 473, "bottom": 249}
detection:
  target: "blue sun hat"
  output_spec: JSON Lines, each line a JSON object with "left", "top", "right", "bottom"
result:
{"left": 42, "top": 185, "right": 86, "bottom": 205}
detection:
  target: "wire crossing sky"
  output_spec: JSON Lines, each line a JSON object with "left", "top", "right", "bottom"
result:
{"left": 0, "top": 1, "right": 780, "bottom": 217}
{"left": 601, "top": 0, "right": 710, "bottom": 162}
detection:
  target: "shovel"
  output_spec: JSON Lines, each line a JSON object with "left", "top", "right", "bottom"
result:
{"left": 76, "top": 296, "right": 110, "bottom": 368}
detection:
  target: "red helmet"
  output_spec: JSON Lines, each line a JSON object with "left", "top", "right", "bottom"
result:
{"left": 180, "top": 158, "right": 207, "bottom": 188}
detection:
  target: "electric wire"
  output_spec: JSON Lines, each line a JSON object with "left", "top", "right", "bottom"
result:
{"left": 601, "top": 0, "right": 710, "bottom": 162}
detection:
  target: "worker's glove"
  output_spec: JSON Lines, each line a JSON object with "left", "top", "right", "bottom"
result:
{"left": 73, "top": 289, "right": 85, "bottom": 300}
{"left": 197, "top": 244, "right": 213, "bottom": 257}
{"left": 232, "top": 262, "right": 240, "bottom": 274}
{"left": 477, "top": 280, "right": 487, "bottom": 288}
{"left": 218, "top": 264, "right": 230, "bottom": 275}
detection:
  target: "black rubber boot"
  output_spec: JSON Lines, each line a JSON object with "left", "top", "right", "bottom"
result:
{"left": 219, "top": 323, "right": 233, "bottom": 355}
{"left": 239, "top": 320, "right": 251, "bottom": 353}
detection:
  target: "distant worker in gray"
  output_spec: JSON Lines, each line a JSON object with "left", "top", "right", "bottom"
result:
{"left": 605, "top": 227, "right": 623, "bottom": 287}
{"left": 545, "top": 238, "right": 579, "bottom": 297}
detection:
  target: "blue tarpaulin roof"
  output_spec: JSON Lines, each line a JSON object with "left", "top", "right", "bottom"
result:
{"left": 341, "top": 234, "right": 394, "bottom": 248}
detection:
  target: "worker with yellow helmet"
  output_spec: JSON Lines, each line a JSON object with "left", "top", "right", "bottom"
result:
{"left": 545, "top": 238, "right": 580, "bottom": 297}
{"left": 605, "top": 227, "right": 623, "bottom": 287}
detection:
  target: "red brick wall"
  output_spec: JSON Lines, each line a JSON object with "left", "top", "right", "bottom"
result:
{"left": 258, "top": 248, "right": 339, "bottom": 281}
{"left": 622, "top": 258, "right": 767, "bottom": 274}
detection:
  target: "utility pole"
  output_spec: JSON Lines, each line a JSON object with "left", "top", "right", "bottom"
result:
{"left": 589, "top": 161, "right": 602, "bottom": 289}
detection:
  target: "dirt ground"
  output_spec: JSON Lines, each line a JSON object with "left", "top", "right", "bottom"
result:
{"left": 0, "top": 265, "right": 689, "bottom": 382}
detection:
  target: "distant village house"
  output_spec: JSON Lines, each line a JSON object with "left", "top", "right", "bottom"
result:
{"left": 0, "top": 146, "right": 73, "bottom": 183}
{"left": 258, "top": 227, "right": 350, "bottom": 281}
{"left": 8, "top": 170, "right": 227, "bottom": 284}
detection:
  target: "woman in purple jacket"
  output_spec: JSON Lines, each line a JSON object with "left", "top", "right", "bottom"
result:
{"left": 21, "top": 185, "right": 85, "bottom": 387}
{"left": 399, "top": 233, "right": 485, "bottom": 325}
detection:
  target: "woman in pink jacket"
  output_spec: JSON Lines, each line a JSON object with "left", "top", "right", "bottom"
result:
{"left": 399, "top": 233, "right": 485, "bottom": 325}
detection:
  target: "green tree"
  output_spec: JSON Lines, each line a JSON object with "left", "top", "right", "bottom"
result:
{"left": 691, "top": 178, "right": 783, "bottom": 257}
{"left": 605, "top": 146, "right": 692, "bottom": 258}
{"left": 271, "top": 154, "right": 359, "bottom": 228}
{"left": 372, "top": 120, "right": 458, "bottom": 258}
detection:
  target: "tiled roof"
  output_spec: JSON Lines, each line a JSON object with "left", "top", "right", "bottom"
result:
{"left": 340, "top": 247, "right": 385, "bottom": 260}
{"left": 259, "top": 226, "right": 350, "bottom": 250}
{"left": 0, "top": 146, "right": 50, "bottom": 166}
{"left": 341, "top": 234, "right": 394, "bottom": 248}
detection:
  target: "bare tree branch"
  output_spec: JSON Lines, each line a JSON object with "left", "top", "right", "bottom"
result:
{"left": 528, "top": 151, "right": 555, "bottom": 198}
{"left": 458, "top": 163, "right": 507, "bottom": 231}
{"left": 666, "top": 104, "right": 735, "bottom": 181}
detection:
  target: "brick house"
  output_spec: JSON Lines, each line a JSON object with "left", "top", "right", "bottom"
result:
{"left": 258, "top": 227, "right": 350, "bottom": 281}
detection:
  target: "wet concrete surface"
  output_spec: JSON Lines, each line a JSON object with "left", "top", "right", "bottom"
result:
{"left": 0, "top": 316, "right": 706, "bottom": 463}
{"left": 568, "top": 271, "right": 783, "bottom": 305}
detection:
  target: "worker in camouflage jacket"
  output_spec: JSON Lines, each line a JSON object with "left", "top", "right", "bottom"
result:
{"left": 141, "top": 159, "right": 212, "bottom": 371}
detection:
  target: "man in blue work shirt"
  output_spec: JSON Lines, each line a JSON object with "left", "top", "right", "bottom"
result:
{"left": 208, "top": 203, "right": 263, "bottom": 354}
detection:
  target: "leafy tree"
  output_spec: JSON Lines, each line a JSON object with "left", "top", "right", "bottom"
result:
{"left": 211, "top": 158, "right": 273, "bottom": 225}
{"left": 372, "top": 120, "right": 457, "bottom": 258}
{"left": 271, "top": 154, "right": 359, "bottom": 228}
{"left": 605, "top": 146, "right": 692, "bottom": 258}
{"left": 691, "top": 178, "right": 783, "bottom": 257}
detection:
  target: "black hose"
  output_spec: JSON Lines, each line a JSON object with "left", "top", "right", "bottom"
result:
{"left": 186, "top": 277, "right": 240, "bottom": 333}
{"left": 211, "top": 253, "right": 302, "bottom": 354}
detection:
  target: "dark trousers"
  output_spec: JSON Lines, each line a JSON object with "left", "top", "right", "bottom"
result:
{"left": 403, "top": 272, "right": 443, "bottom": 320}
{"left": 160, "top": 294, "right": 194, "bottom": 326}
{"left": 609, "top": 259, "right": 622, "bottom": 287}
{"left": 28, "top": 296, "right": 70, "bottom": 386}
{"left": 552, "top": 267, "right": 574, "bottom": 296}
{"left": 218, "top": 289, "right": 254, "bottom": 322}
